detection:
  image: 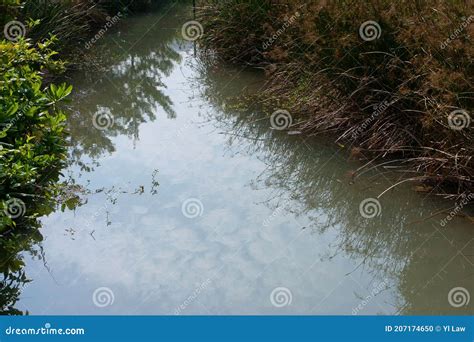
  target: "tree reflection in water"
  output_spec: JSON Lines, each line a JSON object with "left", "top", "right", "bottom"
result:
{"left": 0, "top": 4, "right": 184, "bottom": 314}
{"left": 67, "top": 9, "right": 182, "bottom": 171}
{"left": 1, "top": 3, "right": 472, "bottom": 315}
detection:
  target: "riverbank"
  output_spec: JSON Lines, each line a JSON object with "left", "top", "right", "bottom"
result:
{"left": 197, "top": 0, "right": 473, "bottom": 202}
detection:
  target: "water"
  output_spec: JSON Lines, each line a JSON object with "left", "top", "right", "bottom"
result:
{"left": 13, "top": 2, "right": 473, "bottom": 315}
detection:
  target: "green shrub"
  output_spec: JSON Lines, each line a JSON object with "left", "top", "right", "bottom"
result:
{"left": 0, "top": 36, "right": 71, "bottom": 231}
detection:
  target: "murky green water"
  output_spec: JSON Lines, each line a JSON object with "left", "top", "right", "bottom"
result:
{"left": 14, "top": 2, "right": 473, "bottom": 315}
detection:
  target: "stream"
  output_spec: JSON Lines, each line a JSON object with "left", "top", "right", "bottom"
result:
{"left": 14, "top": 2, "right": 473, "bottom": 315}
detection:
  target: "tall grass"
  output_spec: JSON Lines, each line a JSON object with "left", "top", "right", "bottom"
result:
{"left": 2, "top": 0, "right": 168, "bottom": 63}
{"left": 199, "top": 0, "right": 474, "bottom": 200}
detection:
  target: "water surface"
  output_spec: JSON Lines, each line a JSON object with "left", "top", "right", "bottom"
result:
{"left": 14, "top": 2, "right": 474, "bottom": 315}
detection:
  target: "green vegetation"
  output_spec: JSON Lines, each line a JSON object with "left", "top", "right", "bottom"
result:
{"left": 198, "top": 0, "right": 473, "bottom": 200}
{"left": 0, "top": 36, "right": 70, "bottom": 231}
{"left": 0, "top": 26, "right": 70, "bottom": 315}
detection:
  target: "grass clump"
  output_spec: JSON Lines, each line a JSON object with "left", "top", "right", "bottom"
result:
{"left": 2, "top": 0, "right": 167, "bottom": 64}
{"left": 198, "top": 0, "right": 473, "bottom": 200}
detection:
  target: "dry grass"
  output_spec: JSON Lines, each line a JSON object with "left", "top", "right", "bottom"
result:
{"left": 198, "top": 0, "right": 473, "bottom": 200}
